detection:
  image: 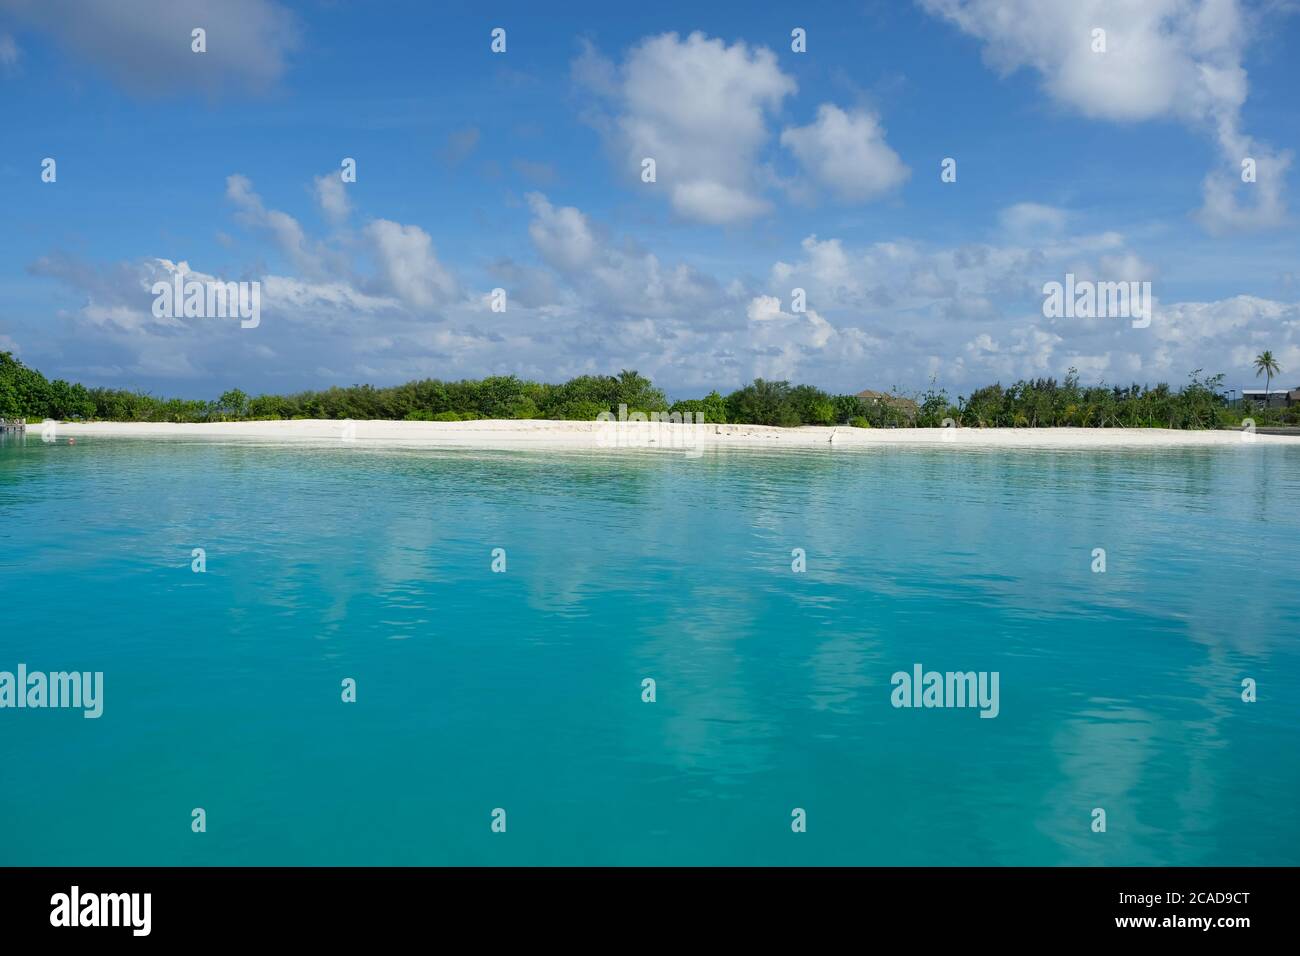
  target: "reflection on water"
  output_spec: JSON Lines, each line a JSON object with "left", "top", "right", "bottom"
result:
{"left": 1, "top": 437, "right": 1298, "bottom": 865}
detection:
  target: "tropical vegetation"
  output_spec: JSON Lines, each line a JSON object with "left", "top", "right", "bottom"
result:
{"left": 3, "top": 350, "right": 1295, "bottom": 429}
{"left": 1254, "top": 350, "right": 1282, "bottom": 404}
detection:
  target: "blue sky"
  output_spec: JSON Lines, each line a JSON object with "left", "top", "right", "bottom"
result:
{"left": 1, "top": 0, "right": 1298, "bottom": 400}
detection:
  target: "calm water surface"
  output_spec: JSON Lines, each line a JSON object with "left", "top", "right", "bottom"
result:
{"left": 1, "top": 434, "right": 1297, "bottom": 865}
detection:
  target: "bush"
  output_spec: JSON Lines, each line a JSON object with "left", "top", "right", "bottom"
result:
{"left": 549, "top": 400, "right": 609, "bottom": 421}
{"left": 670, "top": 390, "right": 728, "bottom": 423}
{"left": 790, "top": 384, "right": 836, "bottom": 425}
{"left": 475, "top": 375, "right": 531, "bottom": 419}
{"left": 217, "top": 388, "right": 250, "bottom": 419}
{"left": 508, "top": 398, "right": 540, "bottom": 419}
{"left": 0, "top": 351, "right": 1245, "bottom": 431}
{"left": 831, "top": 394, "right": 866, "bottom": 423}
{"left": 612, "top": 369, "right": 668, "bottom": 413}
{"left": 916, "top": 385, "right": 952, "bottom": 427}
{"left": 725, "top": 379, "right": 802, "bottom": 427}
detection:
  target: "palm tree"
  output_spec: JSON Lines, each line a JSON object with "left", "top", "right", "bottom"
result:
{"left": 1254, "top": 351, "right": 1282, "bottom": 413}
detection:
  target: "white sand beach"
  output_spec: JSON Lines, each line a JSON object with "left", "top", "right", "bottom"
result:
{"left": 40, "top": 419, "right": 1300, "bottom": 450}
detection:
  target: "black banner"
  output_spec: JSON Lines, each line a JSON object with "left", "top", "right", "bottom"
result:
{"left": 0, "top": 867, "right": 1281, "bottom": 940}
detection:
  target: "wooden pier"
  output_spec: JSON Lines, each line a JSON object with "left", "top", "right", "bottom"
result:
{"left": 0, "top": 419, "right": 27, "bottom": 433}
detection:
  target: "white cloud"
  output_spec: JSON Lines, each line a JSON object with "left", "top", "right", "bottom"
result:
{"left": 226, "top": 174, "right": 324, "bottom": 276}
{"left": 22, "top": 172, "right": 1300, "bottom": 403}
{"left": 524, "top": 193, "right": 722, "bottom": 319}
{"left": 746, "top": 295, "right": 785, "bottom": 322}
{"left": 260, "top": 275, "right": 397, "bottom": 319}
{"left": 31, "top": 233, "right": 1300, "bottom": 399}
{"left": 670, "top": 180, "right": 772, "bottom": 225}
{"left": 919, "top": 0, "right": 1226, "bottom": 123}
{"left": 576, "top": 31, "right": 796, "bottom": 224}
{"left": 364, "top": 219, "right": 457, "bottom": 310}
{"left": 227, "top": 173, "right": 459, "bottom": 310}
{"left": 1199, "top": 149, "right": 1292, "bottom": 235}
{"left": 743, "top": 296, "right": 840, "bottom": 377}
{"left": 313, "top": 172, "right": 352, "bottom": 225}
{"left": 919, "top": 0, "right": 1290, "bottom": 233}
{"left": 999, "top": 202, "right": 1068, "bottom": 238}
{"left": 760, "top": 224, "right": 1268, "bottom": 389}
{"left": 526, "top": 193, "right": 598, "bottom": 272}
{"left": 780, "top": 104, "right": 909, "bottom": 202}
{"left": 23, "top": 252, "right": 426, "bottom": 387}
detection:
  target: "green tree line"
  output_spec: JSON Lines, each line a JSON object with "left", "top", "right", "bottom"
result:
{"left": 2, "top": 350, "right": 1292, "bottom": 428}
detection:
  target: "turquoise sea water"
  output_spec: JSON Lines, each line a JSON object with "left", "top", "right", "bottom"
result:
{"left": 1, "top": 434, "right": 1297, "bottom": 866}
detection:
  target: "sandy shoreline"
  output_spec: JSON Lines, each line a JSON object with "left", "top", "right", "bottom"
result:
{"left": 32, "top": 419, "right": 1300, "bottom": 450}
